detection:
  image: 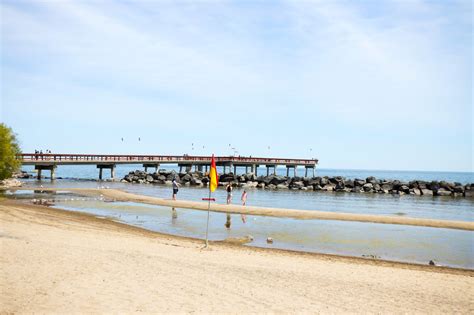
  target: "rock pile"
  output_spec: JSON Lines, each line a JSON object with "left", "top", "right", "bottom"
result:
{"left": 121, "top": 170, "right": 473, "bottom": 198}
{"left": 0, "top": 178, "right": 22, "bottom": 188}
{"left": 13, "top": 171, "right": 32, "bottom": 179}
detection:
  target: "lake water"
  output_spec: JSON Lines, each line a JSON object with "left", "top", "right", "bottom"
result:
{"left": 21, "top": 164, "right": 474, "bottom": 184}
{"left": 10, "top": 165, "right": 474, "bottom": 268}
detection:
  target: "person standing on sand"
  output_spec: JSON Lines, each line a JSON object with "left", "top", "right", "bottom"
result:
{"left": 172, "top": 178, "right": 180, "bottom": 200}
{"left": 240, "top": 190, "right": 247, "bottom": 223}
{"left": 225, "top": 183, "right": 233, "bottom": 228}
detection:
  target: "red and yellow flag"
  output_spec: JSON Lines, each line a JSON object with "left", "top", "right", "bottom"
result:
{"left": 209, "top": 154, "right": 218, "bottom": 192}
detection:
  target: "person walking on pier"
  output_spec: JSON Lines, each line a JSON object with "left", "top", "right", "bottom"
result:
{"left": 172, "top": 178, "right": 180, "bottom": 200}
{"left": 241, "top": 190, "right": 247, "bottom": 223}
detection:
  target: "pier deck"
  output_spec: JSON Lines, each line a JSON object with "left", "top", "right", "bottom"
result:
{"left": 17, "top": 153, "right": 318, "bottom": 179}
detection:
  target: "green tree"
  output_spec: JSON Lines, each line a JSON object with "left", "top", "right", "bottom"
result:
{"left": 0, "top": 123, "right": 21, "bottom": 180}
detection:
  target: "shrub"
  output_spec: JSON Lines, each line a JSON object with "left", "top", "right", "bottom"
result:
{"left": 0, "top": 124, "right": 21, "bottom": 180}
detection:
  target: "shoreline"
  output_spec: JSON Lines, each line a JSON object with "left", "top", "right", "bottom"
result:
{"left": 8, "top": 187, "right": 474, "bottom": 231}
{"left": 1, "top": 199, "right": 473, "bottom": 313}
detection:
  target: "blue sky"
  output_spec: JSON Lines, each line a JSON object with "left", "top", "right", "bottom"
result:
{"left": 1, "top": 0, "right": 472, "bottom": 171}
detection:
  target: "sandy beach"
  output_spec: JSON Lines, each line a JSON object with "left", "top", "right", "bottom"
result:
{"left": 1, "top": 199, "right": 473, "bottom": 313}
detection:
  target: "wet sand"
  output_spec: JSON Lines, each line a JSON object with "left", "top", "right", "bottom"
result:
{"left": 1, "top": 199, "right": 473, "bottom": 313}
{"left": 11, "top": 187, "right": 474, "bottom": 231}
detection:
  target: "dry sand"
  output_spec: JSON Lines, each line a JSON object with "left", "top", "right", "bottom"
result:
{"left": 1, "top": 199, "right": 473, "bottom": 314}
{"left": 12, "top": 187, "right": 474, "bottom": 231}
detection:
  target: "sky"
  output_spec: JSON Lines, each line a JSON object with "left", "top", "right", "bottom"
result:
{"left": 0, "top": 0, "right": 472, "bottom": 172}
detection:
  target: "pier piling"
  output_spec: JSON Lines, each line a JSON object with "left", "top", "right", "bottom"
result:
{"left": 35, "top": 165, "right": 56, "bottom": 181}
{"left": 97, "top": 164, "right": 116, "bottom": 180}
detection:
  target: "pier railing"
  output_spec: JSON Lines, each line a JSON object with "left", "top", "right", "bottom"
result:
{"left": 17, "top": 153, "right": 318, "bottom": 165}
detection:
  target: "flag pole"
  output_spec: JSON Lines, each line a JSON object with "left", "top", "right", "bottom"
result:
{"left": 205, "top": 154, "right": 218, "bottom": 248}
{"left": 205, "top": 188, "right": 211, "bottom": 247}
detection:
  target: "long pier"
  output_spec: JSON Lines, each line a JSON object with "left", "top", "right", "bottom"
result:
{"left": 17, "top": 153, "right": 318, "bottom": 180}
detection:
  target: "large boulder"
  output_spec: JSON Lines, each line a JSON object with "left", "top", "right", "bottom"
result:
{"left": 427, "top": 181, "right": 440, "bottom": 191}
{"left": 320, "top": 177, "right": 329, "bottom": 186}
{"left": 362, "top": 183, "right": 373, "bottom": 192}
{"left": 335, "top": 181, "right": 345, "bottom": 191}
{"left": 345, "top": 180, "right": 354, "bottom": 188}
{"left": 167, "top": 170, "right": 178, "bottom": 180}
{"left": 256, "top": 176, "right": 266, "bottom": 183}
{"left": 262, "top": 176, "right": 273, "bottom": 185}
{"left": 439, "top": 181, "right": 455, "bottom": 191}
{"left": 158, "top": 169, "right": 171, "bottom": 176}
{"left": 322, "top": 184, "right": 335, "bottom": 192}
{"left": 392, "top": 180, "right": 401, "bottom": 190}
{"left": 312, "top": 177, "right": 322, "bottom": 186}
{"left": 417, "top": 181, "right": 427, "bottom": 189}
{"left": 421, "top": 189, "right": 433, "bottom": 196}
{"left": 366, "top": 176, "right": 377, "bottom": 184}
{"left": 354, "top": 179, "right": 365, "bottom": 187}
{"left": 276, "top": 183, "right": 289, "bottom": 189}
{"left": 190, "top": 178, "right": 203, "bottom": 186}
{"left": 0, "top": 178, "right": 22, "bottom": 188}
{"left": 271, "top": 176, "right": 288, "bottom": 185}
{"left": 243, "top": 181, "right": 258, "bottom": 188}
{"left": 408, "top": 181, "right": 419, "bottom": 189}
{"left": 313, "top": 184, "right": 322, "bottom": 191}
{"left": 181, "top": 174, "right": 192, "bottom": 182}
{"left": 190, "top": 171, "right": 202, "bottom": 178}
{"left": 289, "top": 181, "right": 304, "bottom": 189}
{"left": 220, "top": 174, "right": 236, "bottom": 182}
{"left": 453, "top": 186, "right": 465, "bottom": 193}
{"left": 244, "top": 173, "right": 257, "bottom": 181}
{"left": 302, "top": 177, "right": 313, "bottom": 186}
{"left": 399, "top": 185, "right": 410, "bottom": 194}
{"left": 436, "top": 188, "right": 452, "bottom": 196}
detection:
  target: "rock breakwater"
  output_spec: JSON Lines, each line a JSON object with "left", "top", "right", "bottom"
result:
{"left": 122, "top": 170, "right": 473, "bottom": 198}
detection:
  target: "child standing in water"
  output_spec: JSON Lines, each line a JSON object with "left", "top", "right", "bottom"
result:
{"left": 241, "top": 190, "right": 247, "bottom": 223}
{"left": 172, "top": 178, "right": 180, "bottom": 200}
{"left": 226, "top": 183, "right": 233, "bottom": 204}
{"left": 225, "top": 183, "right": 233, "bottom": 228}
